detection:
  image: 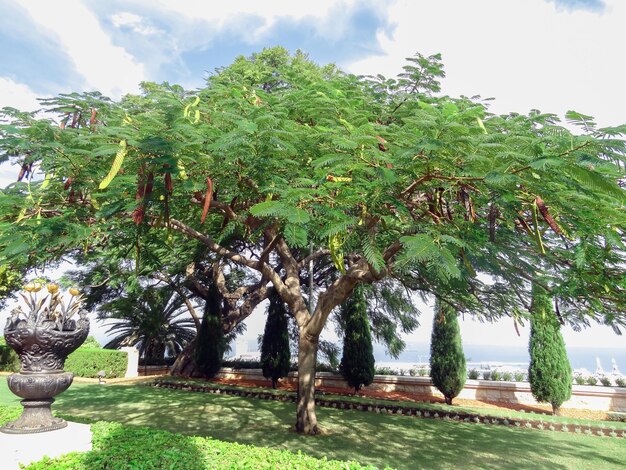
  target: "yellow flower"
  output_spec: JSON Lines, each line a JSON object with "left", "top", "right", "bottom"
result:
{"left": 69, "top": 288, "right": 80, "bottom": 296}
{"left": 47, "top": 283, "right": 59, "bottom": 294}
{"left": 24, "top": 283, "right": 42, "bottom": 293}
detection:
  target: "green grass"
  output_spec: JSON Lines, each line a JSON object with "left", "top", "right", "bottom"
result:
{"left": 2, "top": 378, "right": 625, "bottom": 469}
{"left": 154, "top": 376, "right": 626, "bottom": 430}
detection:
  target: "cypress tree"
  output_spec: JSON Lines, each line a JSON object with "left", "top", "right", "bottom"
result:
{"left": 430, "top": 298, "right": 466, "bottom": 405}
{"left": 528, "top": 283, "right": 572, "bottom": 415}
{"left": 339, "top": 284, "right": 376, "bottom": 393}
{"left": 260, "top": 291, "right": 292, "bottom": 388}
{"left": 193, "top": 285, "right": 225, "bottom": 378}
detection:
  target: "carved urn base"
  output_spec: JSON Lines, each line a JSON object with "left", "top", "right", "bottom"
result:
{"left": 1, "top": 372, "right": 74, "bottom": 434}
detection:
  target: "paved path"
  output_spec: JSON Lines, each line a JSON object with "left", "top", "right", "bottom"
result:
{"left": 0, "top": 422, "right": 92, "bottom": 469}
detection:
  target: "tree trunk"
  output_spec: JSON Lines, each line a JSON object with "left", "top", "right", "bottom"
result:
{"left": 295, "top": 331, "right": 319, "bottom": 435}
{"left": 445, "top": 396, "right": 453, "bottom": 405}
{"left": 170, "top": 341, "right": 197, "bottom": 377}
{"left": 552, "top": 403, "right": 560, "bottom": 416}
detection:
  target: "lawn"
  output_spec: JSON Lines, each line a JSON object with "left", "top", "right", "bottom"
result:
{"left": 1, "top": 378, "right": 624, "bottom": 469}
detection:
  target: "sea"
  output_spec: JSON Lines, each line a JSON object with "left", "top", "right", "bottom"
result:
{"left": 374, "top": 342, "right": 626, "bottom": 374}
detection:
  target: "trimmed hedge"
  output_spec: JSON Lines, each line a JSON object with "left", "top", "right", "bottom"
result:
{"left": 0, "top": 344, "right": 20, "bottom": 372}
{"left": 65, "top": 348, "right": 128, "bottom": 378}
{"left": 0, "top": 344, "right": 127, "bottom": 377}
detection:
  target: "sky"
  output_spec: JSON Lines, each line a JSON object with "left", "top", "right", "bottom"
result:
{"left": 0, "top": 0, "right": 625, "bottom": 352}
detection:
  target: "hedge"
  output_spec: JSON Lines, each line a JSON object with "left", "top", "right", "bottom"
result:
{"left": 64, "top": 348, "right": 128, "bottom": 378}
{"left": 0, "top": 343, "right": 127, "bottom": 378}
{"left": 0, "top": 344, "right": 20, "bottom": 372}
{"left": 0, "top": 406, "right": 370, "bottom": 470}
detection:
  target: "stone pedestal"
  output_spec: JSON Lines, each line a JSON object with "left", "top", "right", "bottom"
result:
{"left": 2, "top": 372, "right": 74, "bottom": 433}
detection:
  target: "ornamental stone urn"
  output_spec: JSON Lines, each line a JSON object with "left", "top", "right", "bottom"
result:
{"left": 1, "top": 283, "right": 89, "bottom": 434}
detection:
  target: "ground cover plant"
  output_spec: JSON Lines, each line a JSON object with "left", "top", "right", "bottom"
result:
{"left": 0, "top": 405, "right": 370, "bottom": 470}
{"left": 2, "top": 379, "right": 624, "bottom": 469}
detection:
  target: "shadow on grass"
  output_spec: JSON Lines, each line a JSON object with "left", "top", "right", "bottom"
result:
{"left": 53, "top": 383, "right": 625, "bottom": 470}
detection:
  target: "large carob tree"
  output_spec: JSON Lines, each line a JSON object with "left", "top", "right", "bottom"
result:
{"left": 1, "top": 47, "right": 626, "bottom": 434}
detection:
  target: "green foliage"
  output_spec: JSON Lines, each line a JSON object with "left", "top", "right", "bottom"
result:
{"left": 260, "top": 291, "right": 291, "bottom": 388}
{"left": 339, "top": 285, "right": 376, "bottom": 392}
{"left": 22, "top": 420, "right": 369, "bottom": 470}
{"left": 0, "top": 405, "right": 21, "bottom": 425}
{"left": 193, "top": 286, "right": 225, "bottom": 378}
{"left": 0, "top": 264, "right": 21, "bottom": 307}
{"left": 586, "top": 376, "right": 598, "bottom": 386}
{"left": 80, "top": 336, "right": 101, "bottom": 349}
{"left": 101, "top": 286, "right": 196, "bottom": 363}
{"left": 64, "top": 348, "right": 128, "bottom": 378}
{"left": 468, "top": 369, "right": 479, "bottom": 380}
{"left": 0, "top": 343, "right": 20, "bottom": 372}
{"left": 430, "top": 298, "right": 466, "bottom": 405}
{"left": 528, "top": 283, "right": 572, "bottom": 414}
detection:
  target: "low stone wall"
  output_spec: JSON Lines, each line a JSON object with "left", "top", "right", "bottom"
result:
{"left": 215, "top": 368, "right": 626, "bottom": 413}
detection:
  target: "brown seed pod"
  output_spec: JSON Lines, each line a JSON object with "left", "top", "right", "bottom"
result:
{"left": 200, "top": 177, "right": 213, "bottom": 224}
{"left": 64, "top": 177, "right": 73, "bottom": 191}
{"left": 535, "top": 196, "right": 562, "bottom": 235}
{"left": 164, "top": 173, "right": 173, "bottom": 194}
{"left": 132, "top": 205, "right": 145, "bottom": 225}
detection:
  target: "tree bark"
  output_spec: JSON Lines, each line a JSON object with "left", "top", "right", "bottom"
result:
{"left": 295, "top": 330, "right": 319, "bottom": 435}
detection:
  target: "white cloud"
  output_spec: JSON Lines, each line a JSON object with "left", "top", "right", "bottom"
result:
{"left": 0, "top": 77, "right": 41, "bottom": 111}
{"left": 152, "top": 0, "right": 376, "bottom": 43}
{"left": 111, "top": 12, "right": 162, "bottom": 36}
{"left": 18, "top": 0, "right": 146, "bottom": 97}
{"left": 347, "top": 0, "right": 626, "bottom": 127}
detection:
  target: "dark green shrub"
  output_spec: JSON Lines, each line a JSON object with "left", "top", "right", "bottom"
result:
{"left": 574, "top": 375, "right": 586, "bottom": 385}
{"left": 616, "top": 377, "right": 626, "bottom": 387}
{"left": 490, "top": 370, "right": 502, "bottom": 381}
{"left": 418, "top": 368, "right": 428, "bottom": 377}
{"left": 0, "top": 343, "right": 20, "bottom": 372}
{"left": 374, "top": 366, "right": 397, "bottom": 376}
{"left": 223, "top": 359, "right": 263, "bottom": 369}
{"left": 514, "top": 372, "right": 525, "bottom": 382}
{"left": 528, "top": 283, "right": 572, "bottom": 415}
{"left": 260, "top": 291, "right": 291, "bottom": 388}
{"left": 468, "top": 369, "right": 479, "bottom": 380}
{"left": 193, "top": 286, "right": 225, "bottom": 379}
{"left": 599, "top": 376, "right": 612, "bottom": 387}
{"left": 79, "top": 336, "right": 101, "bottom": 349}
{"left": 339, "top": 285, "right": 375, "bottom": 393}
{"left": 607, "top": 412, "right": 626, "bottom": 422}
{"left": 482, "top": 371, "right": 491, "bottom": 380}
{"left": 502, "top": 372, "right": 513, "bottom": 382}
{"left": 430, "top": 298, "right": 466, "bottom": 405}
{"left": 65, "top": 348, "right": 128, "bottom": 378}
{"left": 586, "top": 376, "right": 598, "bottom": 386}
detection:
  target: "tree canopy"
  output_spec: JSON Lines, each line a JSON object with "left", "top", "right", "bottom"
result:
{"left": 1, "top": 46, "right": 625, "bottom": 433}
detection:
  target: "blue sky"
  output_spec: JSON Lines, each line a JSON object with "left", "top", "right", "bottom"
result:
{"left": 1, "top": 0, "right": 625, "bottom": 351}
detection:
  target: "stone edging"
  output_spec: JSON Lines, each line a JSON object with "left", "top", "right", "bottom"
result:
{"left": 150, "top": 379, "right": 626, "bottom": 439}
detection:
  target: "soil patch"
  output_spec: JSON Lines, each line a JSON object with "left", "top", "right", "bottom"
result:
{"left": 209, "top": 376, "right": 609, "bottom": 421}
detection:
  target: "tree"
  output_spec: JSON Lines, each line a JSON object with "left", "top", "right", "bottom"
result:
{"left": 260, "top": 290, "right": 292, "bottom": 388}
{"left": 528, "top": 283, "right": 572, "bottom": 415}
{"left": 1, "top": 47, "right": 625, "bottom": 433}
{"left": 102, "top": 287, "right": 196, "bottom": 364}
{"left": 193, "top": 285, "right": 226, "bottom": 378}
{"left": 430, "top": 298, "right": 466, "bottom": 405}
{"left": 339, "top": 284, "right": 375, "bottom": 393}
